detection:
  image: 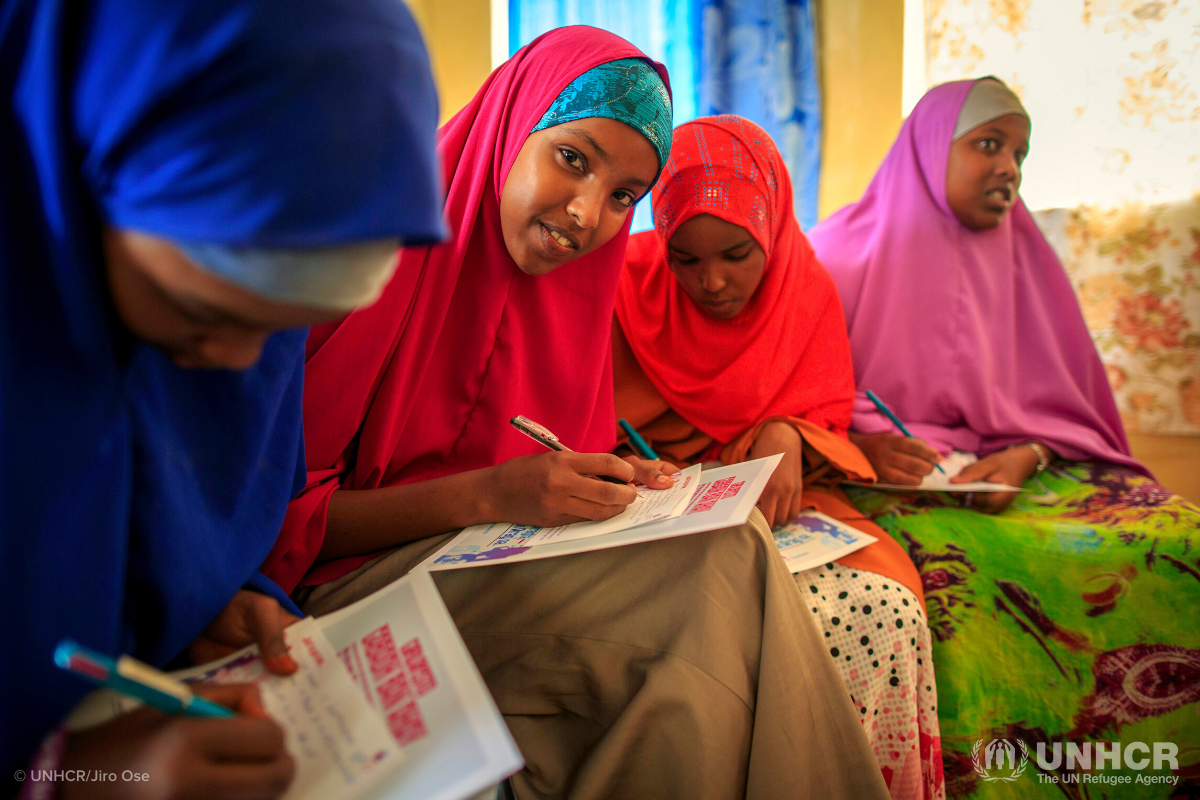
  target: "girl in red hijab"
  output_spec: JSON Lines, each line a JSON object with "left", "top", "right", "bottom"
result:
{"left": 614, "top": 116, "right": 944, "bottom": 800}
{"left": 265, "top": 30, "right": 889, "bottom": 800}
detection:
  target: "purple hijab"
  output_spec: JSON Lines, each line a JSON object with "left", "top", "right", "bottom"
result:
{"left": 809, "top": 79, "right": 1147, "bottom": 475}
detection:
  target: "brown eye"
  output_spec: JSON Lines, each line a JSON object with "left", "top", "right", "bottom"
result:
{"left": 613, "top": 191, "right": 634, "bottom": 209}
{"left": 559, "top": 148, "right": 585, "bottom": 173}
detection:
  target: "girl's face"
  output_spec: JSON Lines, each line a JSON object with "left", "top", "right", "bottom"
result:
{"left": 667, "top": 213, "right": 766, "bottom": 320}
{"left": 500, "top": 116, "right": 658, "bottom": 276}
{"left": 945, "top": 112, "right": 1030, "bottom": 231}
{"left": 103, "top": 229, "right": 345, "bottom": 370}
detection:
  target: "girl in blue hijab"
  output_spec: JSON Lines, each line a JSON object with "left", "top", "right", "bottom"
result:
{"left": 0, "top": 0, "right": 442, "bottom": 792}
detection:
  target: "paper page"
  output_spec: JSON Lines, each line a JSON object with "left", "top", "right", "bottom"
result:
{"left": 174, "top": 618, "right": 402, "bottom": 800}
{"left": 772, "top": 512, "right": 877, "bottom": 574}
{"left": 526, "top": 464, "right": 703, "bottom": 545}
{"left": 859, "top": 450, "right": 1022, "bottom": 492}
{"left": 316, "top": 570, "right": 523, "bottom": 800}
{"left": 421, "top": 454, "right": 782, "bottom": 571}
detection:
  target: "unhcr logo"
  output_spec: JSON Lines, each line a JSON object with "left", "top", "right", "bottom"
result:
{"left": 970, "top": 738, "right": 1183, "bottom": 787}
{"left": 971, "top": 738, "right": 1030, "bottom": 782}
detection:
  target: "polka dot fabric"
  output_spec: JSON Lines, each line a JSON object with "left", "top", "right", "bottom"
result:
{"left": 801, "top": 564, "right": 945, "bottom": 800}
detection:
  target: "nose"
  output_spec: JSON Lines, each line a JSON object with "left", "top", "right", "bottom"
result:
{"left": 997, "top": 151, "right": 1020, "bottom": 181}
{"left": 193, "top": 332, "right": 269, "bottom": 371}
{"left": 565, "top": 183, "right": 603, "bottom": 230}
{"left": 700, "top": 266, "right": 727, "bottom": 294}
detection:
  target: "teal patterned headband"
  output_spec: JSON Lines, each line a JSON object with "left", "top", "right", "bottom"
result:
{"left": 532, "top": 58, "right": 672, "bottom": 178}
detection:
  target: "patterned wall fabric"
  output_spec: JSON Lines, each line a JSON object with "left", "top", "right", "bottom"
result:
{"left": 924, "top": 0, "right": 1200, "bottom": 213}
{"left": 508, "top": 0, "right": 822, "bottom": 229}
{"left": 1035, "top": 200, "right": 1200, "bottom": 436}
{"left": 923, "top": 0, "right": 1200, "bottom": 436}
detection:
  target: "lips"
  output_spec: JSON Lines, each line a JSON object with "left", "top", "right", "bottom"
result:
{"left": 984, "top": 186, "right": 1013, "bottom": 211}
{"left": 539, "top": 221, "right": 578, "bottom": 259}
{"left": 700, "top": 297, "right": 739, "bottom": 315}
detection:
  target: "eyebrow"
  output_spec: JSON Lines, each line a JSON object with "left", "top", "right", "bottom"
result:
{"left": 563, "top": 126, "right": 610, "bottom": 164}
{"left": 669, "top": 238, "right": 755, "bottom": 257}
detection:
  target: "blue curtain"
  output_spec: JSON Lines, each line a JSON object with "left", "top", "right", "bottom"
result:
{"left": 509, "top": 0, "right": 822, "bottom": 230}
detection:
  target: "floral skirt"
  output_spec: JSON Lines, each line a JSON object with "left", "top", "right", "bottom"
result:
{"left": 799, "top": 566, "right": 946, "bottom": 800}
{"left": 845, "top": 463, "right": 1200, "bottom": 799}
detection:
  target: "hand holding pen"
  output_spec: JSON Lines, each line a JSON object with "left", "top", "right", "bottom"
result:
{"left": 54, "top": 641, "right": 295, "bottom": 799}
{"left": 481, "top": 416, "right": 674, "bottom": 527}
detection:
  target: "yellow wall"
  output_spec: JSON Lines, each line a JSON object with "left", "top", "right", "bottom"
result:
{"left": 405, "top": 0, "right": 493, "bottom": 124}
{"left": 814, "top": 0, "right": 905, "bottom": 220}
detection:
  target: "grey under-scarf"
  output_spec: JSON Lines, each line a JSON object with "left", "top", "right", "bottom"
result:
{"left": 952, "top": 77, "right": 1029, "bottom": 141}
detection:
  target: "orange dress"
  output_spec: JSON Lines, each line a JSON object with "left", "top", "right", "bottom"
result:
{"left": 613, "top": 323, "right": 925, "bottom": 610}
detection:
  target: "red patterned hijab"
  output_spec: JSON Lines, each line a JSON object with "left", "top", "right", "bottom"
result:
{"left": 263, "top": 27, "right": 671, "bottom": 592}
{"left": 615, "top": 116, "right": 855, "bottom": 444}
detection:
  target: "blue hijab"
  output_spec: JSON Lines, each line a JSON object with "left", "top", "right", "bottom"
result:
{"left": 0, "top": 0, "right": 441, "bottom": 770}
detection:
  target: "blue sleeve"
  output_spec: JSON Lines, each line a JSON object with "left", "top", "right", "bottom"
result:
{"left": 244, "top": 571, "right": 303, "bottom": 618}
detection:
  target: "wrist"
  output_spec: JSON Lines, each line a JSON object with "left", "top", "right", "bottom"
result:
{"left": 459, "top": 466, "right": 500, "bottom": 526}
{"left": 1023, "top": 441, "right": 1053, "bottom": 473}
{"left": 1004, "top": 443, "right": 1040, "bottom": 474}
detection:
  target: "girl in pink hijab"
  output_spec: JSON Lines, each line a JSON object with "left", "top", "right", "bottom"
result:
{"left": 811, "top": 78, "right": 1200, "bottom": 797}
{"left": 270, "top": 27, "right": 890, "bottom": 800}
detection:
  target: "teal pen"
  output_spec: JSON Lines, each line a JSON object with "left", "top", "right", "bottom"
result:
{"left": 54, "top": 640, "right": 234, "bottom": 717}
{"left": 863, "top": 389, "right": 946, "bottom": 475}
{"left": 618, "top": 418, "right": 658, "bottom": 460}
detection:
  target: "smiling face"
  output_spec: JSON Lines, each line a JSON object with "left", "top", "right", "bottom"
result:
{"left": 500, "top": 117, "right": 659, "bottom": 276}
{"left": 103, "top": 229, "right": 346, "bottom": 370}
{"left": 945, "top": 113, "right": 1030, "bottom": 231}
{"left": 667, "top": 213, "right": 767, "bottom": 320}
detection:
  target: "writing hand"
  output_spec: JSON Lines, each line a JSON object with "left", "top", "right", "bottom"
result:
{"left": 485, "top": 451, "right": 639, "bottom": 526}
{"left": 60, "top": 684, "right": 294, "bottom": 800}
{"left": 849, "top": 432, "right": 941, "bottom": 486}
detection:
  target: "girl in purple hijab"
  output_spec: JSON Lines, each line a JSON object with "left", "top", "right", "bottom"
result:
{"left": 812, "top": 78, "right": 1200, "bottom": 797}
{"left": 813, "top": 77, "right": 1144, "bottom": 514}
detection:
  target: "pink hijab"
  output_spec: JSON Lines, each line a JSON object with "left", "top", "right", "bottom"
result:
{"left": 808, "top": 78, "right": 1146, "bottom": 474}
{"left": 262, "top": 28, "right": 671, "bottom": 592}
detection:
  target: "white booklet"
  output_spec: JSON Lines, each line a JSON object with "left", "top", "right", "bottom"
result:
{"left": 772, "top": 511, "right": 877, "bottom": 574}
{"left": 421, "top": 455, "right": 782, "bottom": 571}
{"left": 857, "top": 450, "right": 1021, "bottom": 492}
{"left": 65, "top": 572, "right": 522, "bottom": 800}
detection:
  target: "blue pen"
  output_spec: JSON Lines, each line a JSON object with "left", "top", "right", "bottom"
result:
{"left": 618, "top": 418, "right": 658, "bottom": 460}
{"left": 54, "top": 640, "right": 234, "bottom": 717}
{"left": 864, "top": 389, "right": 946, "bottom": 475}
